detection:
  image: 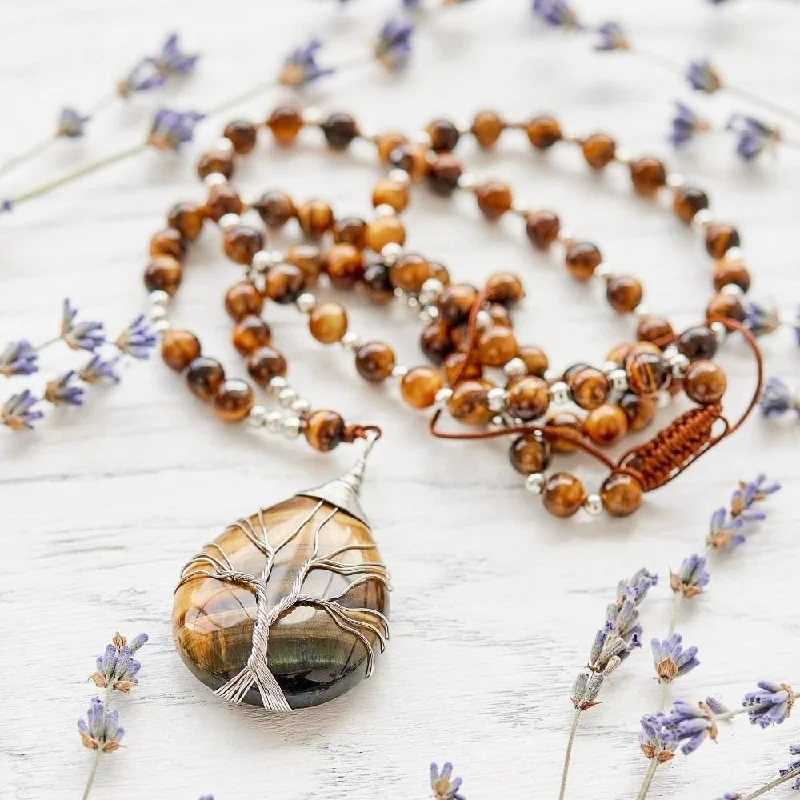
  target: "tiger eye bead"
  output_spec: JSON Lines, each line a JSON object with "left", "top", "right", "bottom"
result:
{"left": 144, "top": 256, "right": 183, "bottom": 295}
{"left": 581, "top": 133, "right": 616, "bottom": 169}
{"left": 365, "top": 215, "right": 406, "bottom": 252}
{"left": 388, "top": 143, "right": 429, "bottom": 182}
{"left": 563, "top": 363, "right": 589, "bottom": 383}
{"left": 149, "top": 228, "right": 186, "bottom": 261}
{"left": 285, "top": 244, "right": 322, "bottom": 288}
{"left": 426, "top": 119, "right": 460, "bottom": 153}
{"left": 509, "top": 433, "right": 551, "bottom": 475}
{"left": 475, "top": 181, "right": 513, "bottom": 221}
{"left": 471, "top": 110, "right": 505, "bottom": 148}
{"left": 447, "top": 379, "right": 493, "bottom": 426}
{"left": 427, "top": 154, "right": 463, "bottom": 197}
{"left": 430, "top": 262, "right": 451, "bottom": 286}
{"left": 376, "top": 132, "right": 407, "bottom": 163}
{"left": 484, "top": 271, "right": 525, "bottom": 306}
{"left": 186, "top": 357, "right": 225, "bottom": 402}
{"left": 436, "top": 283, "right": 478, "bottom": 326}
{"left": 619, "top": 392, "right": 656, "bottom": 433}
{"left": 223, "top": 120, "right": 258, "bottom": 155}
{"left": 677, "top": 325, "right": 718, "bottom": 361}
{"left": 363, "top": 262, "right": 394, "bottom": 305}
{"left": 161, "top": 329, "right": 201, "bottom": 372}
{"left": 443, "top": 352, "right": 482, "bottom": 385}
{"left": 212, "top": 379, "right": 255, "bottom": 422}
{"left": 246, "top": 346, "right": 287, "bottom": 387}
{"left": 673, "top": 186, "right": 709, "bottom": 224}
{"left": 585, "top": 404, "right": 628, "bottom": 447}
{"left": 224, "top": 280, "right": 263, "bottom": 321}
{"left": 636, "top": 314, "right": 675, "bottom": 347}
{"left": 400, "top": 365, "right": 444, "bottom": 409}
{"left": 167, "top": 202, "right": 204, "bottom": 241}
{"left": 266, "top": 104, "right": 304, "bottom": 145}
{"left": 333, "top": 217, "right": 367, "bottom": 248}
{"left": 684, "top": 360, "right": 727, "bottom": 404}
{"left": 321, "top": 112, "right": 359, "bottom": 150}
{"left": 196, "top": 149, "right": 235, "bottom": 181}
{"left": 252, "top": 190, "right": 296, "bottom": 228}
{"left": 305, "top": 410, "right": 345, "bottom": 452}
{"left": 222, "top": 224, "right": 264, "bottom": 265}
{"left": 372, "top": 178, "right": 409, "bottom": 213}
{"left": 354, "top": 341, "right": 396, "bottom": 383}
{"left": 420, "top": 320, "right": 454, "bottom": 363}
{"left": 478, "top": 327, "right": 518, "bottom": 367}
{"left": 506, "top": 376, "right": 550, "bottom": 420}
{"left": 565, "top": 240, "right": 602, "bottom": 282}
{"left": 232, "top": 315, "right": 272, "bottom": 356}
{"left": 321, "top": 244, "right": 365, "bottom": 290}
{"left": 606, "top": 275, "right": 643, "bottom": 314}
{"left": 713, "top": 258, "right": 751, "bottom": 293}
{"left": 309, "top": 302, "right": 348, "bottom": 344}
{"left": 629, "top": 156, "right": 667, "bottom": 197}
{"left": 626, "top": 351, "right": 670, "bottom": 396}
{"left": 600, "top": 473, "right": 643, "bottom": 517}
{"left": 449, "top": 325, "right": 469, "bottom": 353}
{"left": 705, "top": 223, "right": 741, "bottom": 259}
{"left": 546, "top": 411, "right": 584, "bottom": 454}
{"left": 390, "top": 253, "right": 432, "bottom": 294}
{"left": 524, "top": 209, "right": 561, "bottom": 250}
{"left": 264, "top": 263, "right": 305, "bottom": 304}
{"left": 568, "top": 367, "right": 610, "bottom": 411}
{"left": 524, "top": 116, "right": 562, "bottom": 150}
{"left": 205, "top": 183, "right": 243, "bottom": 222}
{"left": 543, "top": 472, "right": 586, "bottom": 518}
{"left": 606, "top": 341, "right": 635, "bottom": 365}
{"left": 518, "top": 345, "right": 549, "bottom": 378}
{"left": 297, "top": 199, "right": 335, "bottom": 238}
{"left": 706, "top": 292, "right": 746, "bottom": 323}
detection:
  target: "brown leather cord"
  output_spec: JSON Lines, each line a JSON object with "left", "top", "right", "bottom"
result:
{"left": 344, "top": 423, "right": 384, "bottom": 443}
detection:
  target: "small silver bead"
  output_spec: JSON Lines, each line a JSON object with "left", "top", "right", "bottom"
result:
{"left": 282, "top": 415, "right": 302, "bottom": 439}
{"left": 388, "top": 168, "right": 411, "bottom": 186}
{"left": 583, "top": 493, "right": 603, "bottom": 516}
{"left": 726, "top": 246, "right": 743, "bottom": 261}
{"left": 149, "top": 289, "right": 171, "bottom": 308}
{"left": 218, "top": 213, "right": 240, "bottom": 231}
{"left": 296, "top": 292, "right": 317, "bottom": 313}
{"left": 268, "top": 376, "right": 288, "bottom": 394}
{"left": 203, "top": 172, "right": 228, "bottom": 188}
{"left": 215, "top": 137, "right": 234, "bottom": 153}
{"left": 594, "top": 264, "right": 612, "bottom": 280}
{"left": 614, "top": 148, "right": 632, "bottom": 164}
{"left": 265, "top": 410, "right": 283, "bottom": 433}
{"left": 152, "top": 319, "right": 171, "bottom": 333}
{"left": 435, "top": 387, "right": 453, "bottom": 406}
{"left": 602, "top": 360, "right": 620, "bottom": 373}
{"left": 721, "top": 283, "right": 743, "bottom": 296}
{"left": 666, "top": 172, "right": 685, "bottom": 190}
{"left": 503, "top": 357, "right": 527, "bottom": 378}
{"left": 251, "top": 249, "right": 280, "bottom": 272}
{"left": 419, "top": 277, "right": 444, "bottom": 302}
{"left": 525, "top": 473, "right": 545, "bottom": 495}
{"left": 381, "top": 242, "right": 404, "bottom": 262}
{"left": 147, "top": 305, "right": 168, "bottom": 323}
{"left": 657, "top": 390, "right": 672, "bottom": 409}
{"left": 391, "top": 364, "right": 409, "bottom": 379}
{"left": 711, "top": 320, "right": 727, "bottom": 343}
{"left": 303, "top": 107, "right": 323, "bottom": 126}
{"left": 341, "top": 332, "right": 362, "bottom": 352}
{"left": 406, "top": 296, "right": 420, "bottom": 310}
{"left": 278, "top": 387, "right": 298, "bottom": 408}
{"left": 662, "top": 345, "right": 678, "bottom": 361}
{"left": 608, "top": 368, "right": 628, "bottom": 392}
{"left": 375, "top": 204, "right": 396, "bottom": 218}
{"left": 412, "top": 130, "right": 431, "bottom": 147}
{"left": 487, "top": 386, "right": 508, "bottom": 412}
{"left": 475, "top": 309, "right": 492, "bottom": 331}
{"left": 635, "top": 303, "right": 652, "bottom": 320}
{"left": 693, "top": 209, "right": 713, "bottom": 230}
{"left": 457, "top": 172, "right": 477, "bottom": 190}
{"left": 670, "top": 353, "right": 690, "bottom": 378}
{"left": 247, "top": 404, "right": 268, "bottom": 427}
{"left": 419, "top": 305, "right": 439, "bottom": 323}
{"left": 291, "top": 398, "right": 311, "bottom": 417}
{"left": 543, "top": 369, "right": 559, "bottom": 384}
{"left": 489, "top": 415, "right": 506, "bottom": 430}
{"left": 549, "top": 381, "right": 570, "bottom": 405}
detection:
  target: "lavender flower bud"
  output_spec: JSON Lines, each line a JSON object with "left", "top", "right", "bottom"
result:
{"left": 154, "top": 33, "right": 200, "bottom": 77}
{"left": 77, "top": 697, "right": 125, "bottom": 753}
{"left": 278, "top": 38, "right": 335, "bottom": 88}
{"left": 430, "top": 762, "right": 465, "bottom": 800}
{"left": 531, "top": 0, "right": 582, "bottom": 29}
{"left": 651, "top": 635, "right": 700, "bottom": 683}
{"left": 705, "top": 696, "right": 729, "bottom": 715}
{"left": 374, "top": 18, "right": 415, "bottom": 71}
{"left": 730, "top": 474, "right": 780, "bottom": 520}
{"left": 726, "top": 114, "right": 781, "bottom": 162}
{"left": 759, "top": 377, "right": 797, "bottom": 420}
{"left": 0, "top": 339, "right": 38, "bottom": 377}
{"left": 744, "top": 301, "right": 781, "bottom": 337}
{"left": 92, "top": 633, "right": 148, "bottom": 692}
{"left": 706, "top": 507, "right": 746, "bottom": 551}
{"left": 78, "top": 354, "right": 121, "bottom": 385}
{"left": 639, "top": 712, "right": 677, "bottom": 762}
{"left": 687, "top": 58, "right": 723, "bottom": 94}
{"left": 743, "top": 681, "right": 796, "bottom": 728}
{"left": 57, "top": 107, "right": 91, "bottom": 138}
{"left": 779, "top": 744, "right": 800, "bottom": 790}
{"left": 669, "top": 553, "right": 710, "bottom": 598}
{"left": 61, "top": 299, "right": 105, "bottom": 352}
{"left": 665, "top": 699, "right": 718, "bottom": 755}
{"left": 1, "top": 389, "right": 45, "bottom": 431}
{"left": 594, "top": 21, "right": 629, "bottom": 51}
{"left": 669, "top": 101, "right": 711, "bottom": 148}
{"left": 147, "top": 109, "right": 205, "bottom": 152}
{"left": 44, "top": 371, "right": 85, "bottom": 406}
{"left": 115, "top": 314, "right": 157, "bottom": 359}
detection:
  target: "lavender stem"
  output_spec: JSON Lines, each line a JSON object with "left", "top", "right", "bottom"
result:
{"left": 635, "top": 759, "right": 660, "bottom": 800}
{"left": 0, "top": 135, "right": 56, "bottom": 180}
{"left": 741, "top": 765, "right": 800, "bottom": 800}
{"left": 34, "top": 336, "right": 62, "bottom": 352}
{"left": 557, "top": 708, "right": 582, "bottom": 800}
{"left": 81, "top": 685, "right": 112, "bottom": 800}
{"left": 667, "top": 594, "right": 682, "bottom": 638}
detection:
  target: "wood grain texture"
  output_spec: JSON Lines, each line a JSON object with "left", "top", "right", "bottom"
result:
{"left": 1, "top": 1, "right": 800, "bottom": 798}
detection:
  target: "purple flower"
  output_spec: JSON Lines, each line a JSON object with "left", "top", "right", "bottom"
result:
{"left": 532, "top": 0, "right": 582, "bottom": 29}
{"left": 779, "top": 744, "right": 800, "bottom": 790}
{"left": 687, "top": 58, "right": 723, "bottom": 94}
{"left": 715, "top": 794, "right": 742, "bottom": 800}
{"left": 374, "top": 18, "right": 415, "bottom": 71}
{"left": 639, "top": 712, "right": 677, "bottom": 762}
{"left": 0, "top": 339, "right": 38, "bottom": 377}
{"left": 665, "top": 699, "right": 718, "bottom": 754}
{"left": 651, "top": 635, "right": 700, "bottom": 683}
{"left": 730, "top": 474, "right": 780, "bottom": 521}
{"left": 618, "top": 567, "right": 658, "bottom": 605}
{"left": 78, "top": 697, "right": 125, "bottom": 753}
{"left": 595, "top": 21, "right": 629, "bottom": 51}
{"left": 759, "top": 376, "right": 797, "bottom": 420}
{"left": 726, "top": 114, "right": 781, "bottom": 162}
{"left": 669, "top": 554, "right": 710, "bottom": 598}
{"left": 0, "top": 199, "right": 12, "bottom": 214}
{"left": 147, "top": 109, "right": 205, "bottom": 152}
{"left": 61, "top": 299, "right": 105, "bottom": 352}
{"left": 57, "top": 107, "right": 91, "bottom": 138}
{"left": 430, "top": 762, "right": 465, "bottom": 800}
{"left": 670, "top": 101, "right": 711, "bottom": 148}
{"left": 744, "top": 301, "right": 781, "bottom": 337}
{"left": 44, "top": 371, "right": 85, "bottom": 407}
{"left": 402, "top": 0, "right": 420, "bottom": 6}
{"left": 154, "top": 33, "right": 200, "bottom": 77}
{"left": 117, "top": 57, "right": 165, "bottom": 98}
{"left": 278, "top": 38, "right": 336, "bottom": 88}
{"left": 794, "top": 306, "right": 800, "bottom": 347}
{"left": 705, "top": 696, "right": 729, "bottom": 715}
{"left": 1, "top": 390, "right": 45, "bottom": 431}
{"left": 743, "top": 681, "right": 796, "bottom": 728}
{"left": 78, "top": 354, "right": 121, "bottom": 385}
{"left": 115, "top": 314, "right": 157, "bottom": 359}
{"left": 92, "top": 632, "right": 148, "bottom": 692}
{"left": 706, "top": 506, "right": 746, "bottom": 551}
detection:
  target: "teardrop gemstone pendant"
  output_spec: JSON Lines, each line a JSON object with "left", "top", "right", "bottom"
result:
{"left": 172, "top": 437, "right": 389, "bottom": 710}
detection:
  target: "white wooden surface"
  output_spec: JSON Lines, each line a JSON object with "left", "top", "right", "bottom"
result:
{"left": 1, "top": 1, "right": 800, "bottom": 798}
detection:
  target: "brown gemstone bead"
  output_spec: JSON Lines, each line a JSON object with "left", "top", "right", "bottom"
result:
{"left": 389, "top": 253, "right": 432, "bottom": 294}
{"left": 471, "top": 110, "right": 505, "bottom": 148}
{"left": 677, "top": 325, "right": 718, "bottom": 361}
{"left": 333, "top": 217, "right": 367, "bottom": 248}
{"left": 186, "top": 357, "right": 225, "bottom": 402}
{"left": 585, "top": 404, "right": 628, "bottom": 447}
{"left": 309, "top": 302, "right": 348, "bottom": 344}
{"left": 196, "top": 149, "right": 234, "bottom": 181}
{"left": 626, "top": 351, "right": 670, "bottom": 396}
{"left": 479, "top": 327, "right": 518, "bottom": 367}
{"left": 606, "top": 275, "right": 643, "bottom": 314}
{"left": 222, "top": 224, "right": 264, "bottom": 265}
{"left": 684, "top": 360, "right": 727, "bottom": 404}
{"left": 264, "top": 263, "right": 305, "bottom": 304}
{"left": 543, "top": 472, "right": 586, "bottom": 518}
{"left": 420, "top": 319, "right": 454, "bottom": 363}
{"left": 321, "top": 112, "right": 359, "bottom": 150}
{"left": 569, "top": 367, "right": 610, "bottom": 411}
{"left": 626, "top": 342, "right": 662, "bottom": 360}
{"left": 285, "top": 244, "right": 322, "bottom": 288}
{"left": 224, "top": 280, "right": 263, "bottom": 321}
{"left": 355, "top": 341, "right": 396, "bottom": 383}
{"left": 426, "top": 119, "right": 460, "bottom": 153}
{"left": 524, "top": 209, "right": 561, "bottom": 250}
{"left": 144, "top": 256, "right": 183, "bottom": 295}
{"left": 636, "top": 314, "right": 675, "bottom": 347}
{"left": 600, "top": 473, "right": 643, "bottom": 517}
{"left": 212, "top": 379, "right": 255, "bottom": 422}
{"left": 443, "top": 352, "right": 482, "bottom": 385}
{"left": 673, "top": 186, "right": 709, "bottom": 224}
{"left": 449, "top": 325, "right": 469, "bottom": 353}
{"left": 507, "top": 376, "right": 550, "bottom": 421}
{"left": 706, "top": 292, "right": 745, "bottom": 323}
{"left": 400, "top": 366, "right": 443, "bottom": 409}
{"left": 484, "top": 271, "right": 525, "bottom": 306}
{"left": 223, "top": 120, "right": 258, "bottom": 155}
{"left": 297, "top": 199, "right": 334, "bottom": 238}
{"left": 546, "top": 411, "right": 584, "bottom": 454}
{"left": 565, "top": 240, "right": 602, "bottom": 282}
{"left": 618, "top": 392, "right": 655, "bottom": 433}
{"left": 363, "top": 262, "right": 394, "bottom": 305}
{"left": 388, "top": 143, "right": 429, "bottom": 182}
{"left": 430, "top": 262, "right": 451, "bottom": 286}
{"left": 475, "top": 181, "right": 513, "bottom": 221}
{"left": 150, "top": 228, "right": 186, "bottom": 261}
{"left": 376, "top": 132, "right": 407, "bottom": 163}
{"left": 629, "top": 156, "right": 667, "bottom": 197}
{"left": 509, "top": 433, "right": 551, "bottom": 475}
{"left": 581, "top": 133, "right": 616, "bottom": 169}
{"left": 524, "top": 116, "right": 562, "bottom": 150}
{"left": 304, "top": 410, "right": 345, "bottom": 452}
{"left": 205, "top": 183, "right": 243, "bottom": 222}
{"left": 321, "top": 244, "right": 365, "bottom": 291}
{"left": 266, "top": 104, "right": 304, "bottom": 145}
{"left": 447, "top": 379, "right": 493, "bottom": 426}
{"left": 563, "top": 363, "right": 590, "bottom": 383}
{"left": 713, "top": 258, "right": 751, "bottom": 293}
{"left": 167, "top": 202, "right": 204, "bottom": 241}
{"left": 252, "top": 190, "right": 296, "bottom": 228}
{"left": 518, "top": 345, "right": 549, "bottom": 377}
{"left": 246, "top": 346, "right": 287, "bottom": 387}
{"left": 160, "top": 329, "right": 201, "bottom": 372}
{"left": 372, "top": 178, "right": 409, "bottom": 212}
{"left": 232, "top": 315, "right": 272, "bottom": 356}
{"left": 427, "top": 154, "right": 463, "bottom": 197}
{"left": 705, "top": 223, "right": 741, "bottom": 259}
{"left": 606, "top": 341, "right": 635, "bottom": 365}
{"left": 436, "top": 283, "right": 478, "bottom": 326}
{"left": 365, "top": 215, "right": 406, "bottom": 252}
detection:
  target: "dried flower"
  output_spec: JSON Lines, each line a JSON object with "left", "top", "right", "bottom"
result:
{"left": 639, "top": 712, "right": 677, "bottom": 762}
{"left": 669, "top": 554, "right": 710, "bottom": 598}
{"left": 117, "top": 57, "right": 165, "bottom": 98}
{"left": 147, "top": 108, "right": 205, "bottom": 152}
{"left": 726, "top": 114, "right": 781, "bottom": 162}
{"left": 744, "top": 301, "right": 781, "bottom": 337}
{"left": 61, "top": 299, "right": 105, "bottom": 352}
{"left": 154, "top": 33, "right": 200, "bottom": 78}
{"left": 374, "top": 18, "right": 416, "bottom": 71}
{"left": 743, "top": 681, "right": 796, "bottom": 728}
{"left": 279, "top": 38, "right": 335, "bottom": 88}
{"left": 44, "top": 371, "right": 85, "bottom": 407}
{"left": 79, "top": 354, "right": 121, "bottom": 385}
{"left": 0, "top": 339, "right": 38, "bottom": 377}
{"left": 730, "top": 474, "right": 780, "bottom": 521}
{"left": 1, "top": 389, "right": 45, "bottom": 431}
{"left": 430, "top": 762, "right": 465, "bottom": 800}
{"left": 779, "top": 745, "right": 800, "bottom": 790}
{"left": 78, "top": 697, "right": 125, "bottom": 753}
{"left": 618, "top": 567, "right": 659, "bottom": 605}
{"left": 1, "top": 199, "right": 12, "bottom": 214}
{"left": 595, "top": 21, "right": 629, "bottom": 51}
{"left": 651, "top": 635, "right": 700, "bottom": 683}
{"left": 705, "top": 696, "right": 729, "bottom": 716}
{"left": 670, "top": 101, "right": 711, "bottom": 148}
{"left": 57, "top": 107, "right": 91, "bottom": 138}
{"left": 92, "top": 632, "right": 148, "bottom": 692}
{"left": 715, "top": 794, "right": 741, "bottom": 800}
{"left": 687, "top": 58, "right": 723, "bottom": 94}
{"left": 115, "top": 314, "right": 157, "bottom": 359}
{"left": 706, "top": 507, "right": 746, "bottom": 551}
{"left": 531, "top": 0, "right": 582, "bottom": 29}
{"left": 759, "top": 376, "right": 797, "bottom": 420}
{"left": 665, "top": 699, "right": 718, "bottom": 754}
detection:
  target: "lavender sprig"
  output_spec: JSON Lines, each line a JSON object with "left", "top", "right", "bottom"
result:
{"left": 114, "top": 314, "right": 157, "bottom": 359}
{"left": 651, "top": 635, "right": 700, "bottom": 684}
{"left": 726, "top": 114, "right": 782, "bottom": 162}
{"left": 61, "top": 299, "right": 105, "bottom": 352}
{"left": 743, "top": 681, "right": 796, "bottom": 728}
{"left": 147, "top": 109, "right": 205, "bottom": 152}
{"left": 278, "top": 38, "right": 336, "bottom": 88}
{"left": 669, "top": 101, "right": 711, "bottom": 148}
{"left": 1, "top": 389, "right": 45, "bottom": 430}
{"left": 78, "top": 354, "right": 121, "bottom": 385}
{"left": 759, "top": 377, "right": 799, "bottom": 420}
{"left": 687, "top": 58, "right": 723, "bottom": 94}
{"left": 0, "top": 339, "right": 38, "bottom": 377}
{"left": 594, "top": 21, "right": 629, "bottom": 52}
{"left": 117, "top": 33, "right": 199, "bottom": 97}
{"left": 374, "top": 19, "right": 416, "bottom": 71}
{"left": 154, "top": 33, "right": 200, "bottom": 78}
{"left": 531, "top": 0, "right": 583, "bottom": 29}
{"left": 430, "top": 762, "right": 465, "bottom": 800}
{"left": 744, "top": 301, "right": 781, "bottom": 337}
{"left": 57, "top": 107, "right": 91, "bottom": 139}
{"left": 44, "top": 371, "right": 85, "bottom": 407}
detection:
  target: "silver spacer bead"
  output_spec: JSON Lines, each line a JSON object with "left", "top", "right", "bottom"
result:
{"left": 657, "top": 390, "right": 672, "bottom": 409}
{"left": 503, "top": 357, "right": 527, "bottom": 378}
{"left": 282, "top": 415, "right": 302, "bottom": 439}
{"left": 457, "top": 172, "right": 477, "bottom": 190}
{"left": 666, "top": 172, "right": 685, "bottom": 191}
{"left": 147, "top": 305, "right": 168, "bottom": 323}
{"left": 265, "top": 410, "right": 283, "bottom": 433}
{"left": 419, "top": 305, "right": 439, "bottom": 323}
{"left": 583, "top": 493, "right": 603, "bottom": 516}
{"left": 635, "top": 303, "right": 652, "bottom": 320}
{"left": 303, "top": 107, "right": 323, "bottom": 126}
{"left": 486, "top": 386, "right": 508, "bottom": 412}
{"left": 594, "top": 264, "right": 612, "bottom": 280}
{"left": 608, "top": 368, "right": 628, "bottom": 392}
{"left": 549, "top": 381, "right": 570, "bottom": 405}
{"left": 152, "top": 319, "right": 171, "bottom": 333}
{"left": 215, "top": 137, "right": 235, "bottom": 153}
{"left": 614, "top": 147, "right": 632, "bottom": 164}
{"left": 406, "top": 296, "right": 420, "bottom": 310}
{"left": 341, "top": 332, "right": 363, "bottom": 352}
{"left": 296, "top": 292, "right": 317, "bottom": 313}
{"left": 381, "top": 242, "right": 404, "bottom": 263}
{"left": 252, "top": 249, "right": 282, "bottom": 272}
{"left": 726, "top": 246, "right": 743, "bottom": 261}
{"left": 388, "top": 168, "right": 411, "bottom": 187}
{"left": 278, "top": 387, "right": 298, "bottom": 409}
{"left": 391, "top": 364, "right": 409, "bottom": 380}
{"left": 291, "top": 398, "right": 311, "bottom": 417}
{"left": 543, "top": 369, "right": 560, "bottom": 384}
{"left": 247, "top": 404, "right": 268, "bottom": 427}
{"left": 693, "top": 209, "right": 713, "bottom": 230}
{"left": 670, "top": 353, "right": 690, "bottom": 378}
{"left": 375, "top": 204, "right": 397, "bottom": 218}
{"left": 711, "top": 320, "right": 727, "bottom": 344}
{"left": 475, "top": 309, "right": 492, "bottom": 332}
{"left": 218, "top": 213, "right": 240, "bottom": 231}
{"left": 268, "top": 376, "right": 288, "bottom": 394}
{"left": 435, "top": 387, "right": 453, "bottom": 406}
{"left": 203, "top": 172, "right": 228, "bottom": 188}
{"left": 721, "top": 283, "right": 743, "bottom": 296}
{"left": 149, "top": 289, "right": 170, "bottom": 308}
{"left": 525, "top": 473, "right": 545, "bottom": 495}
{"left": 412, "top": 129, "right": 431, "bottom": 147}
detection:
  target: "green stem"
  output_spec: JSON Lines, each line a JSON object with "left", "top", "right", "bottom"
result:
{"left": 740, "top": 765, "right": 800, "bottom": 800}
{"left": 658, "top": 681, "right": 669, "bottom": 711}
{"left": 667, "top": 593, "right": 682, "bottom": 638}
{"left": 557, "top": 708, "right": 582, "bottom": 800}
{"left": 35, "top": 337, "right": 62, "bottom": 352}
{"left": 0, "top": 135, "right": 56, "bottom": 180}
{"left": 635, "top": 759, "right": 660, "bottom": 800}
{"left": 81, "top": 685, "right": 112, "bottom": 800}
